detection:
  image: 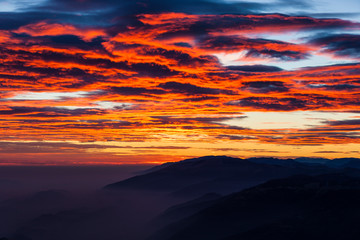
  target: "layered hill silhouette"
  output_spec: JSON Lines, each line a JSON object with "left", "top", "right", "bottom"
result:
{"left": 3, "top": 156, "right": 360, "bottom": 240}
{"left": 154, "top": 192, "right": 222, "bottom": 226}
{"left": 149, "top": 173, "right": 360, "bottom": 240}
{"left": 104, "top": 156, "right": 360, "bottom": 198}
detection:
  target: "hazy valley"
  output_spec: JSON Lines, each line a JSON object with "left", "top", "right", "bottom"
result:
{"left": 2, "top": 156, "right": 360, "bottom": 240}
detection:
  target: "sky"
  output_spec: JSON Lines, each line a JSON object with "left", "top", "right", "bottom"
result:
{"left": 1, "top": 0, "right": 360, "bottom": 165}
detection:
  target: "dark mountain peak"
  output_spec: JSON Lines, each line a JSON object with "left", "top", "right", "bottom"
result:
{"left": 155, "top": 192, "right": 223, "bottom": 225}
{"left": 165, "top": 155, "right": 250, "bottom": 170}
{"left": 139, "top": 156, "right": 241, "bottom": 174}
{"left": 149, "top": 173, "right": 360, "bottom": 240}
{"left": 180, "top": 155, "right": 241, "bottom": 162}
{"left": 246, "top": 157, "right": 301, "bottom": 167}
{"left": 165, "top": 192, "right": 222, "bottom": 213}
{"left": 326, "top": 157, "right": 360, "bottom": 168}
{"left": 294, "top": 157, "right": 330, "bottom": 164}
{"left": 103, "top": 155, "right": 337, "bottom": 198}
{"left": 256, "top": 173, "right": 360, "bottom": 188}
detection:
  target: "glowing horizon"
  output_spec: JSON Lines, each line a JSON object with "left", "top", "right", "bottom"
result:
{"left": 1, "top": 0, "right": 360, "bottom": 165}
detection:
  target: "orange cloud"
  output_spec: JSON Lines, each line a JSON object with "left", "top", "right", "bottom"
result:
{"left": 1, "top": 12, "right": 360, "bottom": 164}
{"left": 14, "top": 21, "right": 107, "bottom": 41}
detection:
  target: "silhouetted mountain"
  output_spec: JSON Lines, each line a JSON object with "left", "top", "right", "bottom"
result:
{"left": 149, "top": 174, "right": 360, "bottom": 240}
{"left": 139, "top": 162, "right": 177, "bottom": 174}
{"left": 294, "top": 157, "right": 329, "bottom": 165}
{"left": 247, "top": 157, "right": 303, "bottom": 167}
{"left": 3, "top": 158, "right": 360, "bottom": 240}
{"left": 325, "top": 158, "right": 360, "bottom": 168}
{"left": 293, "top": 157, "right": 360, "bottom": 169}
{"left": 104, "top": 156, "right": 338, "bottom": 198}
{"left": 155, "top": 192, "right": 222, "bottom": 226}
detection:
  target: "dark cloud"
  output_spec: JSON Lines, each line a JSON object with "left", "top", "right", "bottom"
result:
{"left": 198, "top": 35, "right": 266, "bottom": 50}
{"left": 0, "top": 73, "right": 37, "bottom": 82}
{"left": 139, "top": 146, "right": 190, "bottom": 149}
{"left": 158, "top": 81, "right": 234, "bottom": 95}
{"left": 0, "top": 119, "right": 135, "bottom": 130}
{"left": 110, "top": 87, "right": 165, "bottom": 96}
{"left": 309, "top": 34, "right": 360, "bottom": 58}
{"left": 308, "top": 83, "right": 360, "bottom": 91}
{"left": 156, "top": 14, "right": 357, "bottom": 41}
{"left": 150, "top": 115, "right": 246, "bottom": 126}
{"left": 314, "top": 151, "right": 341, "bottom": 153}
{"left": 1, "top": 47, "right": 179, "bottom": 80}
{"left": 216, "top": 134, "right": 256, "bottom": 140}
{"left": 226, "top": 97, "right": 310, "bottom": 111}
{"left": 180, "top": 96, "right": 220, "bottom": 102}
{"left": 0, "top": 1, "right": 270, "bottom": 33}
{"left": 55, "top": 121, "right": 135, "bottom": 130}
{"left": 227, "top": 65, "right": 283, "bottom": 72}
{"left": 286, "top": 132, "right": 360, "bottom": 142}
{"left": 241, "top": 81, "right": 289, "bottom": 93}
{"left": 0, "top": 141, "right": 135, "bottom": 153}
{"left": 227, "top": 97, "right": 303, "bottom": 110}
{"left": 0, "top": 59, "right": 106, "bottom": 89}
{"left": 0, "top": 141, "right": 108, "bottom": 153}
{"left": 32, "top": 0, "right": 268, "bottom": 15}
{"left": 324, "top": 119, "right": 360, "bottom": 126}
{"left": 245, "top": 48, "right": 308, "bottom": 61}
{"left": 207, "top": 147, "right": 240, "bottom": 151}
{"left": 0, "top": 11, "right": 102, "bottom": 30}
{"left": 46, "top": 35, "right": 106, "bottom": 51}
{"left": 199, "top": 36, "right": 309, "bottom": 61}
{"left": 0, "top": 106, "right": 107, "bottom": 117}
{"left": 173, "top": 42, "right": 192, "bottom": 48}
{"left": 18, "top": 0, "right": 317, "bottom": 20}
{"left": 142, "top": 48, "right": 217, "bottom": 66}
{"left": 130, "top": 62, "right": 180, "bottom": 78}
{"left": 0, "top": 0, "right": 356, "bottom": 36}
{"left": 0, "top": 140, "right": 192, "bottom": 153}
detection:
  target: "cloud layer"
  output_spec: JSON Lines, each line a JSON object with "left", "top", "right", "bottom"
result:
{"left": 1, "top": 0, "right": 360, "bottom": 163}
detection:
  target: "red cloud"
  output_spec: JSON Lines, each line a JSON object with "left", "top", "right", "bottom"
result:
{"left": 0, "top": 12, "right": 360, "bottom": 162}
{"left": 14, "top": 21, "right": 107, "bottom": 41}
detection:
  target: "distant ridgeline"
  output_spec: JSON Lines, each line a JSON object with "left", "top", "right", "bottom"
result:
{"left": 2, "top": 156, "right": 360, "bottom": 240}
{"left": 148, "top": 173, "right": 360, "bottom": 240}
{"left": 103, "top": 155, "right": 360, "bottom": 240}
{"left": 104, "top": 155, "right": 360, "bottom": 198}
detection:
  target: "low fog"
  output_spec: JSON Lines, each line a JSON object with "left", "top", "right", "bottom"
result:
{"left": 0, "top": 165, "right": 182, "bottom": 240}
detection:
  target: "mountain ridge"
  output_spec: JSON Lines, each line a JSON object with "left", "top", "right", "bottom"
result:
{"left": 104, "top": 156, "right": 360, "bottom": 198}
{"left": 149, "top": 173, "right": 360, "bottom": 240}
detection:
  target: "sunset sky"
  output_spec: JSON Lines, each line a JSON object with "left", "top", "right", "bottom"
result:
{"left": 1, "top": 0, "right": 360, "bottom": 165}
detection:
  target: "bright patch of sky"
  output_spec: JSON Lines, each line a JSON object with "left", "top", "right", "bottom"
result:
{"left": 0, "top": 0, "right": 46, "bottom": 12}
{"left": 224, "top": 0, "right": 360, "bottom": 21}
{"left": 298, "top": 0, "right": 360, "bottom": 22}
{"left": 95, "top": 101, "right": 132, "bottom": 109}
{"left": 6, "top": 91, "right": 100, "bottom": 100}
{"left": 216, "top": 20, "right": 360, "bottom": 70}
{"left": 222, "top": 111, "right": 360, "bottom": 129}
{"left": 214, "top": 51, "right": 359, "bottom": 70}
{"left": 61, "top": 102, "right": 132, "bottom": 110}
{"left": 6, "top": 91, "right": 132, "bottom": 110}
